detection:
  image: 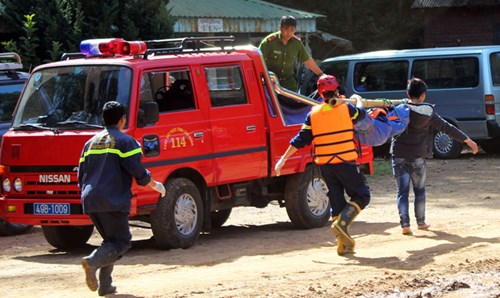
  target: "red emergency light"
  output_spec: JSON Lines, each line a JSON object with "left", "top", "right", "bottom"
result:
{"left": 80, "top": 38, "right": 147, "bottom": 56}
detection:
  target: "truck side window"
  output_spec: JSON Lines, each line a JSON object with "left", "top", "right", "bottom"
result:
{"left": 140, "top": 69, "right": 195, "bottom": 113}
{"left": 412, "top": 58, "right": 479, "bottom": 89}
{"left": 354, "top": 61, "right": 408, "bottom": 92}
{"left": 204, "top": 65, "right": 247, "bottom": 107}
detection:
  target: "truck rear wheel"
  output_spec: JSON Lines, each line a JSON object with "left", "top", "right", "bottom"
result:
{"left": 151, "top": 178, "right": 203, "bottom": 249}
{"left": 0, "top": 218, "right": 32, "bottom": 236}
{"left": 41, "top": 225, "right": 94, "bottom": 249}
{"left": 284, "top": 165, "right": 330, "bottom": 229}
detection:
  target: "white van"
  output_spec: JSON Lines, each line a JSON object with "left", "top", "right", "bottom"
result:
{"left": 301, "top": 46, "right": 500, "bottom": 159}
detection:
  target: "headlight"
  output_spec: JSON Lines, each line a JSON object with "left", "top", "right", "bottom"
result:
{"left": 14, "top": 178, "right": 22, "bottom": 192}
{"left": 3, "top": 178, "right": 11, "bottom": 192}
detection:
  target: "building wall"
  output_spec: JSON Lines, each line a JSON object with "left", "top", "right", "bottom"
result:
{"left": 422, "top": 7, "right": 500, "bottom": 47}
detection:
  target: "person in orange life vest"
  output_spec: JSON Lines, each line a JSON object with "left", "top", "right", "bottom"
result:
{"left": 275, "top": 75, "right": 370, "bottom": 255}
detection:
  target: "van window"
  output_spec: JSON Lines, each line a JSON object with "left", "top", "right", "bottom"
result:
{"left": 205, "top": 65, "right": 247, "bottom": 107}
{"left": 490, "top": 52, "right": 500, "bottom": 86}
{"left": 412, "top": 58, "right": 478, "bottom": 89}
{"left": 354, "top": 61, "right": 408, "bottom": 92}
{"left": 322, "top": 61, "right": 348, "bottom": 87}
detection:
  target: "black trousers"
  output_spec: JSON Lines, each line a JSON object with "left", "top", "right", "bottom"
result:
{"left": 88, "top": 211, "right": 132, "bottom": 257}
{"left": 319, "top": 163, "right": 371, "bottom": 217}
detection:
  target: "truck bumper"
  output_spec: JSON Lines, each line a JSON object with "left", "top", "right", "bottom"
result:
{"left": 0, "top": 196, "right": 92, "bottom": 226}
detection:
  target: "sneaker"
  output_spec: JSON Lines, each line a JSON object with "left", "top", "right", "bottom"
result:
{"left": 418, "top": 223, "right": 430, "bottom": 230}
{"left": 402, "top": 227, "right": 412, "bottom": 235}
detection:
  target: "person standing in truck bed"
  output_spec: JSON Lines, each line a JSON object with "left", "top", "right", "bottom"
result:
{"left": 259, "top": 15, "right": 323, "bottom": 91}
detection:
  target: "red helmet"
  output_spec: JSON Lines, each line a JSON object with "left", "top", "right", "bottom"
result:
{"left": 317, "top": 75, "right": 340, "bottom": 97}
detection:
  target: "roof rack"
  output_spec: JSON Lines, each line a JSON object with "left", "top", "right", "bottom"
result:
{"left": 60, "top": 52, "right": 87, "bottom": 61}
{"left": 0, "top": 52, "right": 23, "bottom": 71}
{"left": 143, "top": 36, "right": 235, "bottom": 58}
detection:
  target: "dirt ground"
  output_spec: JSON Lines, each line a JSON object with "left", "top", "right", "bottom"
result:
{"left": 0, "top": 151, "right": 499, "bottom": 298}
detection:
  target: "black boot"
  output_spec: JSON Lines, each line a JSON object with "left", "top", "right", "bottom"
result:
{"left": 332, "top": 202, "right": 361, "bottom": 255}
{"left": 98, "top": 264, "right": 117, "bottom": 296}
{"left": 81, "top": 246, "right": 118, "bottom": 292}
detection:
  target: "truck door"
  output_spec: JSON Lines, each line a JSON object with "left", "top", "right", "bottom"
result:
{"left": 204, "top": 64, "right": 267, "bottom": 183}
{"left": 134, "top": 68, "right": 213, "bottom": 193}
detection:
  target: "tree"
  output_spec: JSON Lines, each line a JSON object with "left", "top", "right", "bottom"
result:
{"left": 0, "top": 0, "right": 175, "bottom": 68}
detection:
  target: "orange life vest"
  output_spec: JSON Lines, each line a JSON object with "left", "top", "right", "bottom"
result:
{"left": 310, "top": 103, "right": 358, "bottom": 164}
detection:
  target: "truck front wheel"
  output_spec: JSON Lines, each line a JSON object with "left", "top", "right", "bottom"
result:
{"left": 151, "top": 178, "right": 203, "bottom": 249}
{"left": 284, "top": 165, "right": 330, "bottom": 229}
{"left": 41, "top": 225, "right": 94, "bottom": 249}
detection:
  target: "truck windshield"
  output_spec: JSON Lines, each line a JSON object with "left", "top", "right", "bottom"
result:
{"left": 12, "top": 65, "right": 132, "bottom": 130}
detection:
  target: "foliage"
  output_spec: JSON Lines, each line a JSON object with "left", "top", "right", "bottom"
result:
{"left": 18, "top": 14, "right": 40, "bottom": 70}
{"left": 0, "top": 0, "right": 175, "bottom": 69}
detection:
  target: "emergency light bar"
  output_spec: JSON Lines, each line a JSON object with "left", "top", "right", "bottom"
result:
{"left": 80, "top": 38, "right": 147, "bottom": 56}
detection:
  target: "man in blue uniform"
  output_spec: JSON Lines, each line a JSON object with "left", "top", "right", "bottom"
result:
{"left": 259, "top": 15, "right": 323, "bottom": 91}
{"left": 78, "top": 101, "right": 165, "bottom": 296}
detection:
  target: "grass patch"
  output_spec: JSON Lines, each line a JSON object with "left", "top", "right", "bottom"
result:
{"left": 372, "top": 158, "right": 392, "bottom": 177}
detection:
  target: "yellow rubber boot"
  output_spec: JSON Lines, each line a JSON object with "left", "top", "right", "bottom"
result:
{"left": 332, "top": 202, "right": 361, "bottom": 254}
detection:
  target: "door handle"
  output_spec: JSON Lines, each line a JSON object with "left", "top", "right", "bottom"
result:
{"left": 193, "top": 132, "right": 204, "bottom": 138}
{"left": 246, "top": 125, "right": 256, "bottom": 131}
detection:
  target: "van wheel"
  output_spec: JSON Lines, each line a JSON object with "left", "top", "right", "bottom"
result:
{"left": 151, "top": 178, "right": 203, "bottom": 249}
{"left": 210, "top": 208, "right": 232, "bottom": 228}
{"left": 480, "top": 138, "right": 500, "bottom": 154}
{"left": 42, "top": 225, "right": 94, "bottom": 249}
{"left": 0, "top": 218, "right": 32, "bottom": 236}
{"left": 284, "top": 165, "right": 330, "bottom": 229}
{"left": 433, "top": 131, "right": 463, "bottom": 159}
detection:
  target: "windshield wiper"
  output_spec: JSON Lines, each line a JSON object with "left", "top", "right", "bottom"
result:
{"left": 55, "top": 120, "right": 103, "bottom": 129}
{"left": 13, "top": 123, "right": 58, "bottom": 132}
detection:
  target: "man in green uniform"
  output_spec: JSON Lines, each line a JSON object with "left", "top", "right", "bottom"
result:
{"left": 259, "top": 15, "right": 323, "bottom": 91}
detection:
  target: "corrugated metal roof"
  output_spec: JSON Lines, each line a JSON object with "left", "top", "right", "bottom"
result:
{"left": 167, "top": 0, "right": 324, "bottom": 19}
{"left": 412, "top": 0, "right": 500, "bottom": 8}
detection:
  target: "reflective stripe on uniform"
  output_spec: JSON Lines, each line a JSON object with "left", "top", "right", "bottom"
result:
{"left": 79, "top": 147, "right": 142, "bottom": 163}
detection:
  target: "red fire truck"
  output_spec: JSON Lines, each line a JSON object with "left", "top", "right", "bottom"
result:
{"left": 0, "top": 37, "right": 373, "bottom": 249}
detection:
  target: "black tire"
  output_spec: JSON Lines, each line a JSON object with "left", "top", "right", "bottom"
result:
{"left": 150, "top": 178, "right": 203, "bottom": 249}
{"left": 284, "top": 165, "right": 330, "bottom": 229}
{"left": 41, "top": 225, "right": 94, "bottom": 249}
{"left": 480, "top": 138, "right": 500, "bottom": 154}
{"left": 433, "top": 130, "right": 463, "bottom": 159}
{"left": 210, "top": 208, "right": 232, "bottom": 228}
{"left": 0, "top": 218, "right": 33, "bottom": 236}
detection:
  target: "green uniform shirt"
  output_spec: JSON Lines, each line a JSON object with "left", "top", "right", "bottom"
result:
{"left": 259, "top": 31, "right": 310, "bottom": 91}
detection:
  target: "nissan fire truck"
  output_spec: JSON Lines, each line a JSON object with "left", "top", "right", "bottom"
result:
{"left": 0, "top": 36, "right": 373, "bottom": 249}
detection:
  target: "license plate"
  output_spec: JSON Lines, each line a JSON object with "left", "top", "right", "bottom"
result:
{"left": 33, "top": 203, "right": 70, "bottom": 215}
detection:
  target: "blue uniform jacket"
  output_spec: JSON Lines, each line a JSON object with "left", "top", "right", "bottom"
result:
{"left": 78, "top": 126, "right": 151, "bottom": 213}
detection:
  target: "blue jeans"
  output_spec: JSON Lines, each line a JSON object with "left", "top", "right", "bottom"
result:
{"left": 392, "top": 157, "right": 427, "bottom": 228}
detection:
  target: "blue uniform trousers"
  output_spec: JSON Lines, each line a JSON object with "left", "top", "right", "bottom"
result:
{"left": 319, "top": 163, "right": 371, "bottom": 217}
